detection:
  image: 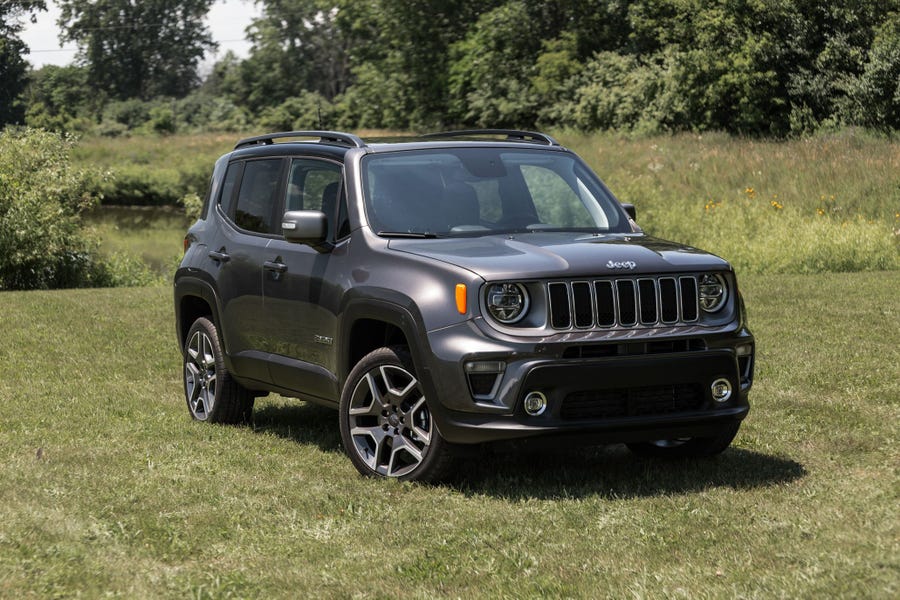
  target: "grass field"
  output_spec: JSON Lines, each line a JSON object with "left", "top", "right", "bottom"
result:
{"left": 1, "top": 272, "right": 897, "bottom": 597}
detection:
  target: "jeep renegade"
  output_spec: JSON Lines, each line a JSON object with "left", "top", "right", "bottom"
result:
{"left": 174, "top": 130, "right": 755, "bottom": 481}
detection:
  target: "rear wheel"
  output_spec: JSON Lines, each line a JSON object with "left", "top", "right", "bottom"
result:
{"left": 626, "top": 423, "right": 741, "bottom": 458}
{"left": 339, "top": 346, "right": 454, "bottom": 482}
{"left": 183, "top": 317, "right": 254, "bottom": 424}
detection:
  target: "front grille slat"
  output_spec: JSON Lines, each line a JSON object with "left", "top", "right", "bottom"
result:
{"left": 638, "top": 278, "right": 657, "bottom": 324}
{"left": 659, "top": 278, "right": 678, "bottom": 323}
{"left": 680, "top": 277, "right": 699, "bottom": 322}
{"left": 548, "top": 282, "right": 571, "bottom": 329}
{"left": 616, "top": 280, "right": 637, "bottom": 326}
{"left": 548, "top": 275, "right": 702, "bottom": 330}
{"left": 572, "top": 282, "right": 593, "bottom": 328}
{"left": 594, "top": 281, "right": 616, "bottom": 327}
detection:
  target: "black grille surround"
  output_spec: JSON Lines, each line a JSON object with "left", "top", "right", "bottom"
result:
{"left": 548, "top": 275, "right": 700, "bottom": 331}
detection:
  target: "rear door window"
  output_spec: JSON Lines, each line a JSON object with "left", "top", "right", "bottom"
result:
{"left": 233, "top": 159, "right": 284, "bottom": 234}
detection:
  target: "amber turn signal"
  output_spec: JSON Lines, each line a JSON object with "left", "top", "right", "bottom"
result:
{"left": 455, "top": 284, "right": 467, "bottom": 314}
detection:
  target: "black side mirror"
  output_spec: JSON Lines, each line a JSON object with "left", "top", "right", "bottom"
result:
{"left": 621, "top": 203, "right": 637, "bottom": 220}
{"left": 282, "top": 210, "right": 332, "bottom": 252}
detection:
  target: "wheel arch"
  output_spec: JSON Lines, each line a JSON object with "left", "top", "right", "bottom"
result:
{"left": 338, "top": 296, "right": 432, "bottom": 390}
{"left": 174, "top": 275, "right": 225, "bottom": 352}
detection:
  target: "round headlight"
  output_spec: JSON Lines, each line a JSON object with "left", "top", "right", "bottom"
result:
{"left": 699, "top": 273, "right": 728, "bottom": 312}
{"left": 486, "top": 283, "right": 529, "bottom": 324}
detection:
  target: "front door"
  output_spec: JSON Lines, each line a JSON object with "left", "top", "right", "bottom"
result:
{"left": 262, "top": 158, "right": 346, "bottom": 401}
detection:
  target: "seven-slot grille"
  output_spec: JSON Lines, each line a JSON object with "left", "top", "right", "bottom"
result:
{"left": 548, "top": 276, "right": 699, "bottom": 330}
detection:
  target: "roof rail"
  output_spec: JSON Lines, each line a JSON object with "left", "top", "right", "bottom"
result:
{"left": 421, "top": 129, "right": 559, "bottom": 146}
{"left": 234, "top": 130, "right": 366, "bottom": 150}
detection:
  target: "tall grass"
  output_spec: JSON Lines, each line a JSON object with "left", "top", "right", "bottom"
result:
{"left": 85, "top": 206, "right": 189, "bottom": 277}
{"left": 560, "top": 131, "right": 900, "bottom": 273}
{"left": 75, "top": 130, "right": 900, "bottom": 274}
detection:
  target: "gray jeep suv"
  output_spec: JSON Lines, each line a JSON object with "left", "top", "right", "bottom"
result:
{"left": 174, "top": 130, "right": 755, "bottom": 481}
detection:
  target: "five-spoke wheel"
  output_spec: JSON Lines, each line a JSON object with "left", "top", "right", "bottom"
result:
{"left": 339, "top": 347, "right": 453, "bottom": 481}
{"left": 182, "top": 317, "right": 254, "bottom": 424}
{"left": 185, "top": 328, "right": 218, "bottom": 420}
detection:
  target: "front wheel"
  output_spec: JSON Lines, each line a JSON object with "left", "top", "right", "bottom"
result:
{"left": 626, "top": 422, "right": 741, "bottom": 458}
{"left": 339, "top": 347, "right": 454, "bottom": 482}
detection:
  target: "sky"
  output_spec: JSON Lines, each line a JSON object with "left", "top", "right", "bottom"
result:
{"left": 18, "top": 0, "right": 261, "bottom": 69}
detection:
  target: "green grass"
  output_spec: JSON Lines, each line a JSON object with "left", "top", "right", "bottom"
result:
{"left": 1, "top": 272, "right": 897, "bottom": 597}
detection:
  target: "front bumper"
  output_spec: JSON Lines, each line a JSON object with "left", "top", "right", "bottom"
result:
{"left": 421, "top": 318, "right": 753, "bottom": 445}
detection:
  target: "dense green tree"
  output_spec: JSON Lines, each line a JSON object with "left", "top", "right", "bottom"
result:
{"left": 232, "top": 0, "right": 351, "bottom": 112}
{"left": 838, "top": 11, "right": 900, "bottom": 130}
{"left": 448, "top": 1, "right": 543, "bottom": 127}
{"left": 24, "top": 64, "right": 95, "bottom": 131}
{"left": 624, "top": 0, "right": 900, "bottom": 134}
{"left": 447, "top": 0, "right": 631, "bottom": 128}
{"left": 13, "top": 0, "right": 900, "bottom": 135}
{"left": 1, "top": 1, "right": 46, "bottom": 125}
{"left": 58, "top": 0, "right": 216, "bottom": 100}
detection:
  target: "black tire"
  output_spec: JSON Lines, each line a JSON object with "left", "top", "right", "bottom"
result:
{"left": 626, "top": 422, "right": 741, "bottom": 458}
{"left": 339, "top": 346, "right": 454, "bottom": 482}
{"left": 182, "top": 317, "right": 254, "bottom": 424}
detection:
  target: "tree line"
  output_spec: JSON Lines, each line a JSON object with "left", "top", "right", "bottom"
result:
{"left": 3, "top": 0, "right": 899, "bottom": 136}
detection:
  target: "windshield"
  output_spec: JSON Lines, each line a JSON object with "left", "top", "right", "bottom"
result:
{"left": 362, "top": 148, "right": 629, "bottom": 237}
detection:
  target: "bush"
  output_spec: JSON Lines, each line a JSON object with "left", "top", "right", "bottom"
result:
{"left": 101, "top": 99, "right": 153, "bottom": 130}
{"left": 0, "top": 128, "right": 105, "bottom": 289}
{"left": 334, "top": 63, "right": 416, "bottom": 130}
{"left": 174, "top": 92, "right": 249, "bottom": 132}
{"left": 181, "top": 192, "right": 203, "bottom": 221}
{"left": 256, "top": 92, "right": 334, "bottom": 132}
{"left": 555, "top": 52, "right": 665, "bottom": 133}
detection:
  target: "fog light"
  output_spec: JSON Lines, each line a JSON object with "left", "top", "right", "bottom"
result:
{"left": 523, "top": 391, "right": 547, "bottom": 416}
{"left": 736, "top": 343, "right": 753, "bottom": 357}
{"left": 711, "top": 378, "right": 733, "bottom": 403}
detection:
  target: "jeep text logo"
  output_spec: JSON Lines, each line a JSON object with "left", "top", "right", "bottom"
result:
{"left": 606, "top": 260, "right": 637, "bottom": 270}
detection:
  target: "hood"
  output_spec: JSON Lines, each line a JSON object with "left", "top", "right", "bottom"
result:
{"left": 389, "top": 232, "right": 730, "bottom": 280}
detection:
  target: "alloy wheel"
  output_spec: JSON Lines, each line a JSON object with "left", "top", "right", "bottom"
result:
{"left": 346, "top": 364, "right": 432, "bottom": 477}
{"left": 184, "top": 330, "right": 217, "bottom": 420}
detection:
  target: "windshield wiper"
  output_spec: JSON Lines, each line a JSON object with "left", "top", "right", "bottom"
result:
{"left": 377, "top": 231, "right": 442, "bottom": 239}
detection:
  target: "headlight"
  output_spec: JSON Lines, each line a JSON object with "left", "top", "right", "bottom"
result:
{"left": 699, "top": 273, "right": 728, "bottom": 312}
{"left": 485, "top": 283, "right": 529, "bottom": 324}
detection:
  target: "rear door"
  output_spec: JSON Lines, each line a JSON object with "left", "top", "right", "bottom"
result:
{"left": 210, "top": 157, "right": 286, "bottom": 384}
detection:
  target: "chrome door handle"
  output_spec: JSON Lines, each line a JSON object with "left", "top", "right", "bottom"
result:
{"left": 263, "top": 260, "right": 287, "bottom": 273}
{"left": 208, "top": 249, "right": 230, "bottom": 262}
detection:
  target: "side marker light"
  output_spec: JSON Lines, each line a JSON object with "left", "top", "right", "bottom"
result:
{"left": 455, "top": 284, "right": 467, "bottom": 314}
